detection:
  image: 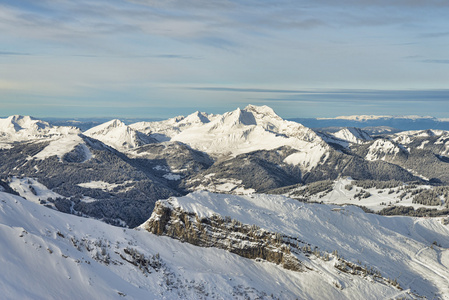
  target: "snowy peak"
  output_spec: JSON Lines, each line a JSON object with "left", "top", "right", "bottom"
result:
{"left": 168, "top": 105, "right": 328, "bottom": 171}
{"left": 333, "top": 127, "right": 372, "bottom": 144}
{"left": 85, "top": 119, "right": 126, "bottom": 134}
{"left": 0, "top": 115, "right": 79, "bottom": 143}
{"left": 182, "top": 111, "right": 210, "bottom": 125}
{"left": 129, "top": 112, "right": 215, "bottom": 143}
{"left": 85, "top": 119, "right": 154, "bottom": 151}
{"left": 0, "top": 115, "right": 51, "bottom": 133}
{"left": 244, "top": 104, "right": 281, "bottom": 120}
{"left": 215, "top": 107, "right": 257, "bottom": 129}
{"left": 365, "top": 138, "right": 407, "bottom": 161}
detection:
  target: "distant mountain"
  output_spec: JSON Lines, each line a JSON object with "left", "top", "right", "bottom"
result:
{"left": 84, "top": 119, "right": 157, "bottom": 152}
{"left": 0, "top": 115, "right": 79, "bottom": 143}
{"left": 332, "top": 127, "right": 372, "bottom": 144}
{"left": 2, "top": 106, "right": 449, "bottom": 227}
{"left": 291, "top": 115, "right": 449, "bottom": 131}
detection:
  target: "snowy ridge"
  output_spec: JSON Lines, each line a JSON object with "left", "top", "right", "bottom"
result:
{"left": 168, "top": 105, "right": 329, "bottom": 171}
{"left": 332, "top": 127, "right": 372, "bottom": 144}
{"left": 130, "top": 111, "right": 215, "bottom": 142}
{"left": 84, "top": 119, "right": 155, "bottom": 151}
{"left": 0, "top": 115, "right": 79, "bottom": 143}
{"left": 0, "top": 190, "right": 427, "bottom": 300}
{"left": 142, "top": 191, "right": 449, "bottom": 299}
{"left": 365, "top": 139, "right": 407, "bottom": 161}
{"left": 33, "top": 133, "right": 93, "bottom": 162}
{"left": 392, "top": 129, "right": 448, "bottom": 145}
{"left": 130, "top": 105, "right": 329, "bottom": 172}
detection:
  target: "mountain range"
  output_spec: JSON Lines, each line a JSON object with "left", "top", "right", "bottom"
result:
{"left": 1, "top": 105, "right": 449, "bottom": 226}
{"left": 1, "top": 105, "right": 449, "bottom": 299}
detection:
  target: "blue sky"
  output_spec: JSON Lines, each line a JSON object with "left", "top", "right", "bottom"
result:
{"left": 1, "top": 0, "right": 448, "bottom": 119}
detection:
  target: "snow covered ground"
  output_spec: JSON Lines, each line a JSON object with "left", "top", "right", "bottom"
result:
{"left": 4, "top": 190, "right": 449, "bottom": 299}
{"left": 0, "top": 191, "right": 398, "bottom": 299}
{"left": 159, "top": 191, "right": 449, "bottom": 299}
{"left": 286, "top": 177, "right": 447, "bottom": 212}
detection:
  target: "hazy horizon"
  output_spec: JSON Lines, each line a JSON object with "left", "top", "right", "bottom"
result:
{"left": 1, "top": 1, "right": 448, "bottom": 119}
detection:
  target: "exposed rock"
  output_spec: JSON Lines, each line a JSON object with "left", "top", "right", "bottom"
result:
{"left": 142, "top": 200, "right": 303, "bottom": 272}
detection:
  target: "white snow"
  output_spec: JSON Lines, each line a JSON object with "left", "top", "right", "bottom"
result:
{"left": 297, "top": 177, "right": 444, "bottom": 212}
{"left": 9, "top": 176, "right": 65, "bottom": 205}
{"left": 33, "top": 134, "right": 92, "bottom": 162}
{"left": 77, "top": 181, "right": 133, "bottom": 192}
{"left": 0, "top": 191, "right": 407, "bottom": 300}
{"left": 0, "top": 115, "right": 79, "bottom": 143}
{"left": 365, "top": 139, "right": 405, "bottom": 161}
{"left": 84, "top": 119, "right": 153, "bottom": 151}
{"left": 130, "top": 105, "right": 330, "bottom": 172}
{"left": 331, "top": 127, "right": 372, "bottom": 144}
{"left": 162, "top": 105, "right": 330, "bottom": 171}
{"left": 163, "top": 173, "right": 181, "bottom": 181}
{"left": 188, "top": 177, "right": 256, "bottom": 195}
{"left": 130, "top": 111, "right": 215, "bottom": 142}
{"left": 153, "top": 191, "right": 449, "bottom": 299}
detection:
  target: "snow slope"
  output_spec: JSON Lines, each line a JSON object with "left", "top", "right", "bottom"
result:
{"left": 0, "top": 115, "right": 79, "bottom": 144}
{"left": 151, "top": 191, "right": 449, "bottom": 299}
{"left": 365, "top": 139, "right": 407, "bottom": 161}
{"left": 84, "top": 119, "right": 155, "bottom": 151}
{"left": 130, "top": 111, "right": 215, "bottom": 142}
{"left": 165, "top": 105, "right": 329, "bottom": 171}
{"left": 287, "top": 177, "right": 447, "bottom": 212}
{"left": 33, "top": 133, "right": 93, "bottom": 162}
{"left": 332, "top": 127, "right": 372, "bottom": 144}
{"left": 0, "top": 191, "right": 414, "bottom": 300}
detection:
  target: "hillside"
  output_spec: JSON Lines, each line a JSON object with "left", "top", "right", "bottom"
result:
{"left": 3, "top": 191, "right": 449, "bottom": 299}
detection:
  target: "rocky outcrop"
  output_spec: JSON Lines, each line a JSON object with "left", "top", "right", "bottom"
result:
{"left": 142, "top": 199, "right": 303, "bottom": 272}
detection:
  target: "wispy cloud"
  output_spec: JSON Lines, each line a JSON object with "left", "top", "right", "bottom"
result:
{"left": 0, "top": 51, "right": 31, "bottom": 55}
{"left": 419, "top": 31, "right": 449, "bottom": 38}
{"left": 188, "top": 87, "right": 449, "bottom": 102}
{"left": 422, "top": 59, "right": 449, "bottom": 64}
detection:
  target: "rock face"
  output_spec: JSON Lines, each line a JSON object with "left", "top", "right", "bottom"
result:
{"left": 142, "top": 199, "right": 303, "bottom": 272}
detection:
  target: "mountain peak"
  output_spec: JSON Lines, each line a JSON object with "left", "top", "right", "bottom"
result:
{"left": 244, "top": 104, "right": 280, "bottom": 119}
{"left": 0, "top": 115, "right": 51, "bottom": 133}
{"left": 183, "top": 111, "right": 210, "bottom": 124}
{"left": 333, "top": 127, "right": 372, "bottom": 144}
{"left": 104, "top": 119, "right": 126, "bottom": 128}
{"left": 219, "top": 107, "right": 257, "bottom": 127}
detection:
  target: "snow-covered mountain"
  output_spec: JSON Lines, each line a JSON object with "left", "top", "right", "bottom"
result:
{"left": 143, "top": 191, "right": 449, "bottom": 299}
{"left": 364, "top": 139, "right": 408, "bottom": 161}
{"left": 173, "top": 105, "right": 326, "bottom": 160}
{"left": 332, "top": 127, "right": 372, "bottom": 144}
{"left": 2, "top": 106, "right": 449, "bottom": 299}
{"left": 130, "top": 111, "right": 215, "bottom": 142}
{"left": 3, "top": 189, "right": 449, "bottom": 299}
{"left": 130, "top": 105, "right": 329, "bottom": 173}
{"left": 0, "top": 115, "right": 79, "bottom": 144}
{"left": 84, "top": 119, "right": 156, "bottom": 152}
{"left": 2, "top": 106, "right": 449, "bottom": 227}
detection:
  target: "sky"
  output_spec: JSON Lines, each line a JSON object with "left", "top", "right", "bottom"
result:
{"left": 1, "top": 0, "right": 448, "bottom": 119}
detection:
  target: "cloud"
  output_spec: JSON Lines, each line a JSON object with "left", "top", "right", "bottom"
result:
{"left": 188, "top": 87, "right": 303, "bottom": 93}
{"left": 0, "top": 51, "right": 31, "bottom": 55}
{"left": 419, "top": 31, "right": 449, "bottom": 38}
{"left": 422, "top": 59, "right": 449, "bottom": 64}
{"left": 188, "top": 86, "right": 449, "bottom": 103}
